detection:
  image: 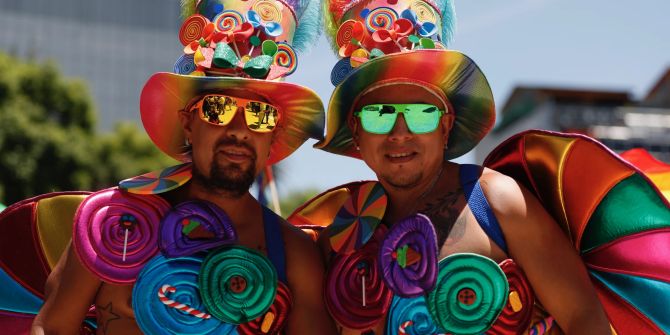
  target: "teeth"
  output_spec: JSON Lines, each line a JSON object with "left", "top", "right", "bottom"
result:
{"left": 224, "top": 149, "right": 246, "bottom": 155}
{"left": 389, "top": 153, "right": 412, "bottom": 158}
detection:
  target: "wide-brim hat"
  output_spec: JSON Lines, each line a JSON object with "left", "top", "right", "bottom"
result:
{"left": 141, "top": 72, "right": 324, "bottom": 165}
{"left": 315, "top": 48, "right": 495, "bottom": 160}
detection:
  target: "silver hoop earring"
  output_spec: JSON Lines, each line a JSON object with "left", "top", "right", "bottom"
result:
{"left": 185, "top": 137, "right": 190, "bottom": 146}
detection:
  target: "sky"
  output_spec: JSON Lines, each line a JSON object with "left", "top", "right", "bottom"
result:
{"left": 274, "top": 0, "right": 670, "bottom": 197}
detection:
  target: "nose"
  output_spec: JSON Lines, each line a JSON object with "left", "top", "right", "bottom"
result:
{"left": 223, "top": 106, "right": 250, "bottom": 140}
{"left": 388, "top": 114, "right": 413, "bottom": 142}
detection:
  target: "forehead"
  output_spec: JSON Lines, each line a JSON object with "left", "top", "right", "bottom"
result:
{"left": 194, "top": 89, "right": 269, "bottom": 103}
{"left": 355, "top": 83, "right": 445, "bottom": 108}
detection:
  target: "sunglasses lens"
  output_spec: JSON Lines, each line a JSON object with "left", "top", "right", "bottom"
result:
{"left": 245, "top": 102, "right": 279, "bottom": 133}
{"left": 359, "top": 105, "right": 397, "bottom": 134}
{"left": 199, "top": 95, "right": 236, "bottom": 125}
{"left": 405, "top": 105, "right": 441, "bottom": 134}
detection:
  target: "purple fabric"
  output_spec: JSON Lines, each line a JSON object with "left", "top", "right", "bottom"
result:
{"left": 72, "top": 188, "right": 170, "bottom": 284}
{"left": 379, "top": 214, "right": 438, "bottom": 297}
{"left": 159, "top": 200, "right": 237, "bottom": 257}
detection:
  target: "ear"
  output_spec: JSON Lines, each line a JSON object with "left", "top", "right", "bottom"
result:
{"left": 440, "top": 112, "right": 455, "bottom": 145}
{"left": 178, "top": 109, "right": 194, "bottom": 139}
{"left": 348, "top": 115, "right": 360, "bottom": 146}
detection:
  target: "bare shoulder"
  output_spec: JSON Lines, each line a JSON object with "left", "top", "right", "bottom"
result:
{"left": 477, "top": 167, "right": 533, "bottom": 218}
{"left": 278, "top": 219, "right": 325, "bottom": 273}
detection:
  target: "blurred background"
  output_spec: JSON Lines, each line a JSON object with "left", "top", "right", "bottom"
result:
{"left": 1, "top": 0, "right": 669, "bottom": 214}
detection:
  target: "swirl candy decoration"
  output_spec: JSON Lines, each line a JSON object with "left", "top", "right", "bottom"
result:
{"left": 173, "top": 54, "right": 197, "bottom": 75}
{"left": 487, "top": 260, "right": 535, "bottom": 335}
{"left": 252, "top": 0, "right": 283, "bottom": 22}
{"left": 132, "top": 255, "right": 236, "bottom": 335}
{"left": 325, "top": 226, "right": 392, "bottom": 330}
{"left": 386, "top": 295, "right": 443, "bottom": 335}
{"left": 426, "top": 253, "right": 508, "bottom": 335}
{"left": 159, "top": 200, "right": 238, "bottom": 258}
{"left": 72, "top": 188, "right": 170, "bottom": 284}
{"left": 331, "top": 57, "right": 354, "bottom": 86}
{"left": 199, "top": 246, "right": 278, "bottom": 324}
{"left": 273, "top": 43, "right": 297, "bottom": 76}
{"left": 365, "top": 7, "right": 399, "bottom": 33}
{"left": 179, "top": 14, "right": 210, "bottom": 46}
{"left": 214, "top": 10, "right": 245, "bottom": 33}
{"left": 410, "top": 1, "right": 438, "bottom": 24}
{"left": 238, "top": 281, "right": 293, "bottom": 335}
{"left": 336, "top": 20, "right": 357, "bottom": 48}
{"left": 379, "top": 214, "right": 438, "bottom": 297}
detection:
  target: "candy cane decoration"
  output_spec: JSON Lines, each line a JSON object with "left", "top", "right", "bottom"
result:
{"left": 158, "top": 284, "right": 212, "bottom": 319}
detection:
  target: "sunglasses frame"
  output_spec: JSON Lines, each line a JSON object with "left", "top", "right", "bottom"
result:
{"left": 186, "top": 94, "right": 281, "bottom": 133}
{"left": 354, "top": 103, "right": 446, "bottom": 135}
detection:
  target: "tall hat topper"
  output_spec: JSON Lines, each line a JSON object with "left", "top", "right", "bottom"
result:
{"left": 141, "top": 0, "right": 325, "bottom": 165}
{"left": 316, "top": 0, "right": 496, "bottom": 160}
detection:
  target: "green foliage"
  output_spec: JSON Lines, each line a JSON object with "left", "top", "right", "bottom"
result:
{"left": 0, "top": 52, "right": 175, "bottom": 204}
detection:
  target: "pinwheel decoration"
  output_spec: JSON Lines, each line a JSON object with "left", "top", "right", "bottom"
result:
{"left": 621, "top": 148, "right": 670, "bottom": 201}
{"left": 0, "top": 192, "right": 96, "bottom": 333}
{"left": 119, "top": 163, "right": 192, "bottom": 195}
{"left": 484, "top": 129, "right": 670, "bottom": 334}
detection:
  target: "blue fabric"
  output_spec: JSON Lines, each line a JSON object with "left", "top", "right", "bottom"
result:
{"left": 591, "top": 270, "right": 670, "bottom": 333}
{"left": 459, "top": 164, "right": 509, "bottom": 254}
{"left": 0, "top": 266, "right": 43, "bottom": 314}
{"left": 263, "top": 206, "right": 287, "bottom": 284}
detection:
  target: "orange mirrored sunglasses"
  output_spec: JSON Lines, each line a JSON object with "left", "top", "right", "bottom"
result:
{"left": 188, "top": 94, "right": 280, "bottom": 133}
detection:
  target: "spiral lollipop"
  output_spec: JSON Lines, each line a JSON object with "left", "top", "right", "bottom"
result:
{"left": 325, "top": 226, "right": 392, "bottom": 330}
{"left": 410, "top": 1, "right": 438, "bottom": 24}
{"left": 387, "top": 295, "right": 444, "bottom": 335}
{"left": 365, "top": 7, "right": 399, "bottom": 33}
{"left": 329, "top": 181, "right": 387, "bottom": 254}
{"left": 426, "top": 253, "right": 509, "bottom": 335}
{"left": 214, "top": 10, "right": 245, "bottom": 33}
{"left": 132, "top": 255, "right": 236, "bottom": 335}
{"left": 252, "top": 0, "right": 283, "bottom": 22}
{"left": 487, "top": 259, "right": 535, "bottom": 335}
{"left": 72, "top": 188, "right": 170, "bottom": 284}
{"left": 273, "top": 42, "right": 297, "bottom": 76}
{"left": 159, "top": 200, "right": 238, "bottom": 258}
{"left": 199, "top": 246, "right": 278, "bottom": 324}
{"left": 238, "top": 281, "right": 293, "bottom": 335}
{"left": 331, "top": 57, "right": 354, "bottom": 86}
{"left": 179, "top": 14, "right": 210, "bottom": 46}
{"left": 336, "top": 20, "right": 357, "bottom": 48}
{"left": 173, "top": 54, "right": 197, "bottom": 75}
{"left": 380, "top": 214, "right": 438, "bottom": 297}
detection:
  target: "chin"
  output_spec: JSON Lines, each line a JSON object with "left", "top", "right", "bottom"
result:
{"left": 380, "top": 171, "right": 423, "bottom": 189}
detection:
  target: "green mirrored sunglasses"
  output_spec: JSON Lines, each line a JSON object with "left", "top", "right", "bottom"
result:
{"left": 354, "top": 104, "right": 446, "bottom": 134}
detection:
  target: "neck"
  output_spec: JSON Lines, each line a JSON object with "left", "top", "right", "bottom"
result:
{"left": 380, "top": 161, "right": 446, "bottom": 223}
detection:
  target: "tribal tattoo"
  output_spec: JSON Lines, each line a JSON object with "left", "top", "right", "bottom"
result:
{"left": 418, "top": 187, "right": 466, "bottom": 247}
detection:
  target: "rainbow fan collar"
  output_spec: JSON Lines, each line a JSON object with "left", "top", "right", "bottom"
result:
{"left": 316, "top": 0, "right": 495, "bottom": 160}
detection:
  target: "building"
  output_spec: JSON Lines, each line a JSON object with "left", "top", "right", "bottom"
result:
{"left": 0, "top": 0, "right": 181, "bottom": 130}
{"left": 476, "top": 68, "right": 670, "bottom": 163}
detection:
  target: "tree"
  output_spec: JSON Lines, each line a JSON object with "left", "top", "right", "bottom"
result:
{"left": 0, "top": 52, "right": 175, "bottom": 204}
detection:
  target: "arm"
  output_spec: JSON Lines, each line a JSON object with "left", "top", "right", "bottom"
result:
{"left": 283, "top": 224, "right": 338, "bottom": 335}
{"left": 479, "top": 170, "right": 611, "bottom": 335}
{"left": 32, "top": 241, "right": 101, "bottom": 335}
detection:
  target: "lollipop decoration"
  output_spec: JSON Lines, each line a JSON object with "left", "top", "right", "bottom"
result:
{"left": 273, "top": 42, "right": 297, "bottom": 76}
{"left": 238, "top": 281, "right": 293, "bottom": 335}
{"left": 387, "top": 295, "right": 444, "bottom": 335}
{"left": 331, "top": 57, "right": 354, "bottom": 86}
{"left": 199, "top": 246, "right": 278, "bottom": 324}
{"left": 427, "top": 253, "right": 509, "bottom": 335}
{"left": 119, "top": 163, "right": 192, "bottom": 195}
{"left": 325, "top": 226, "right": 392, "bottom": 330}
{"left": 73, "top": 188, "right": 170, "bottom": 284}
{"left": 364, "top": 7, "right": 399, "bottom": 33}
{"left": 179, "top": 14, "right": 211, "bottom": 46}
{"left": 133, "top": 255, "right": 236, "bottom": 334}
{"left": 173, "top": 54, "right": 197, "bottom": 75}
{"left": 329, "top": 181, "right": 387, "bottom": 254}
{"left": 214, "top": 10, "right": 245, "bottom": 33}
{"left": 487, "top": 259, "right": 535, "bottom": 335}
{"left": 380, "top": 214, "right": 438, "bottom": 297}
{"left": 159, "top": 200, "right": 238, "bottom": 258}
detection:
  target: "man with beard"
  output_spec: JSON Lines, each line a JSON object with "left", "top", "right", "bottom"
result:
{"left": 31, "top": 0, "right": 337, "bottom": 334}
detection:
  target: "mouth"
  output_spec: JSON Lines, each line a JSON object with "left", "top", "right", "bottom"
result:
{"left": 385, "top": 151, "right": 418, "bottom": 163}
{"left": 217, "top": 146, "right": 255, "bottom": 163}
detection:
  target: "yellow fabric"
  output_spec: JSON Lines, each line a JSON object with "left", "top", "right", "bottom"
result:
{"left": 290, "top": 188, "right": 350, "bottom": 227}
{"left": 36, "top": 195, "right": 87, "bottom": 269}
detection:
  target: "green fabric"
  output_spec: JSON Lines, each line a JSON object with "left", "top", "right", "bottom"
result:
{"left": 581, "top": 173, "right": 670, "bottom": 253}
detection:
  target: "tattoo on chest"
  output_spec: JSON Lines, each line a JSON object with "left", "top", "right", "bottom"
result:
{"left": 97, "top": 302, "right": 122, "bottom": 335}
{"left": 418, "top": 188, "right": 465, "bottom": 247}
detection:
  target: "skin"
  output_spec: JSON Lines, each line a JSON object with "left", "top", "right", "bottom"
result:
{"left": 32, "top": 89, "right": 337, "bottom": 335}
{"left": 318, "top": 83, "right": 611, "bottom": 335}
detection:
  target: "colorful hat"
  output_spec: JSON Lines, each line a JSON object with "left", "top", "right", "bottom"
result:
{"left": 315, "top": 0, "right": 496, "bottom": 160}
{"left": 141, "top": 0, "right": 325, "bottom": 165}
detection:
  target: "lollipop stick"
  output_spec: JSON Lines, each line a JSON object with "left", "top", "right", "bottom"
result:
{"left": 248, "top": 30, "right": 261, "bottom": 56}
{"left": 362, "top": 275, "right": 366, "bottom": 307}
{"left": 123, "top": 229, "right": 129, "bottom": 262}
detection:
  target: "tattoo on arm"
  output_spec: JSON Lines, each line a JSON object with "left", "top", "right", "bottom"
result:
{"left": 97, "top": 302, "right": 121, "bottom": 335}
{"left": 419, "top": 188, "right": 464, "bottom": 246}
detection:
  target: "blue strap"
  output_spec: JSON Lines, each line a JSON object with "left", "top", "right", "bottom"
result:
{"left": 263, "top": 206, "right": 288, "bottom": 283}
{"left": 459, "top": 164, "right": 509, "bottom": 254}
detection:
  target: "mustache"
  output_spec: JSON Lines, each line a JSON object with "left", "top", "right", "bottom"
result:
{"left": 213, "top": 138, "right": 257, "bottom": 159}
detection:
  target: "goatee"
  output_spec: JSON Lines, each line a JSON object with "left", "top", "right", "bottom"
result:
{"left": 192, "top": 139, "right": 257, "bottom": 197}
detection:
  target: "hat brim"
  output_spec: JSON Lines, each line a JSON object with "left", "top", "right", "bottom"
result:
{"left": 140, "top": 72, "right": 324, "bottom": 165}
{"left": 315, "top": 49, "right": 495, "bottom": 160}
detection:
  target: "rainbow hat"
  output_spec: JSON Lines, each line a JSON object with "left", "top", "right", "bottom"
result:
{"left": 315, "top": 0, "right": 495, "bottom": 160}
{"left": 141, "top": 0, "right": 324, "bottom": 165}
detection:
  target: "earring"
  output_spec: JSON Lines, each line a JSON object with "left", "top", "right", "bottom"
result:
{"left": 184, "top": 137, "right": 190, "bottom": 146}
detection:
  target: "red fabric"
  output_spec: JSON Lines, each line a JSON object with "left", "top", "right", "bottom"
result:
{"left": 592, "top": 280, "right": 663, "bottom": 335}
{"left": 0, "top": 202, "right": 49, "bottom": 298}
{"left": 0, "top": 313, "right": 34, "bottom": 335}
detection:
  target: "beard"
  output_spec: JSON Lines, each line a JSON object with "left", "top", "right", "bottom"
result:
{"left": 191, "top": 138, "right": 257, "bottom": 197}
{"left": 380, "top": 170, "right": 424, "bottom": 189}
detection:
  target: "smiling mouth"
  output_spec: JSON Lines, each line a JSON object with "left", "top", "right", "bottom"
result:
{"left": 385, "top": 151, "right": 417, "bottom": 162}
